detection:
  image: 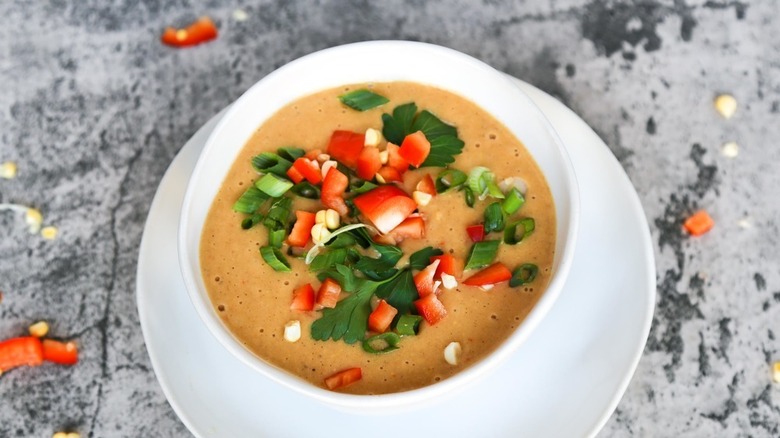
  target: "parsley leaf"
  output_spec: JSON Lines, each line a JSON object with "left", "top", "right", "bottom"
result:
{"left": 311, "top": 278, "right": 378, "bottom": 344}
{"left": 408, "top": 246, "right": 444, "bottom": 270}
{"left": 309, "top": 248, "right": 348, "bottom": 272}
{"left": 381, "top": 104, "right": 465, "bottom": 167}
{"left": 381, "top": 103, "right": 418, "bottom": 145}
{"left": 375, "top": 269, "right": 418, "bottom": 315}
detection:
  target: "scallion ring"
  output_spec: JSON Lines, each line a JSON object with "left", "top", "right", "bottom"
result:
{"left": 435, "top": 169, "right": 467, "bottom": 193}
{"left": 502, "top": 188, "right": 525, "bottom": 215}
{"left": 510, "top": 263, "right": 538, "bottom": 287}
{"left": 290, "top": 181, "right": 320, "bottom": 199}
{"left": 255, "top": 173, "right": 294, "bottom": 197}
{"left": 362, "top": 332, "right": 401, "bottom": 354}
{"left": 504, "top": 218, "right": 535, "bottom": 245}
{"left": 251, "top": 152, "right": 293, "bottom": 177}
{"left": 463, "top": 186, "right": 475, "bottom": 207}
{"left": 483, "top": 202, "right": 505, "bottom": 233}
{"left": 395, "top": 314, "right": 423, "bottom": 336}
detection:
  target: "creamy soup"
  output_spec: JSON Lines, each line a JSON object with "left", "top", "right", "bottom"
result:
{"left": 200, "top": 82, "right": 555, "bottom": 394}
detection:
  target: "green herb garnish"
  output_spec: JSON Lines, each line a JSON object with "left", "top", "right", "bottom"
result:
{"left": 408, "top": 246, "right": 444, "bottom": 270}
{"left": 262, "top": 197, "right": 292, "bottom": 231}
{"left": 464, "top": 240, "right": 501, "bottom": 270}
{"left": 382, "top": 103, "right": 465, "bottom": 167}
{"left": 362, "top": 332, "right": 401, "bottom": 354}
{"left": 350, "top": 180, "right": 377, "bottom": 195}
{"left": 504, "top": 218, "right": 535, "bottom": 245}
{"left": 395, "top": 314, "right": 423, "bottom": 336}
{"left": 260, "top": 246, "right": 291, "bottom": 272}
{"left": 232, "top": 186, "right": 270, "bottom": 214}
{"left": 268, "top": 228, "right": 286, "bottom": 248}
{"left": 483, "top": 202, "right": 505, "bottom": 233}
{"left": 502, "top": 188, "right": 525, "bottom": 215}
{"left": 435, "top": 169, "right": 467, "bottom": 193}
{"left": 276, "top": 147, "right": 305, "bottom": 162}
{"left": 251, "top": 152, "right": 293, "bottom": 177}
{"left": 241, "top": 213, "right": 263, "bottom": 230}
{"left": 255, "top": 173, "right": 293, "bottom": 197}
{"left": 339, "top": 89, "right": 390, "bottom": 111}
{"left": 375, "top": 270, "right": 416, "bottom": 315}
{"left": 310, "top": 248, "right": 349, "bottom": 272}
{"left": 510, "top": 263, "right": 539, "bottom": 287}
{"left": 463, "top": 186, "right": 475, "bottom": 207}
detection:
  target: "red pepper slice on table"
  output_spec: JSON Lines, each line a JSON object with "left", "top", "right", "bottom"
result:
{"left": 326, "top": 131, "right": 364, "bottom": 168}
{"left": 161, "top": 17, "right": 218, "bottom": 48}
{"left": 463, "top": 262, "right": 512, "bottom": 287}
{"left": 287, "top": 211, "right": 316, "bottom": 248}
{"left": 290, "top": 283, "right": 316, "bottom": 311}
{"left": 321, "top": 168, "right": 349, "bottom": 216}
{"left": 414, "top": 293, "right": 447, "bottom": 325}
{"left": 398, "top": 131, "right": 431, "bottom": 167}
{"left": 367, "top": 300, "right": 398, "bottom": 333}
{"left": 41, "top": 340, "right": 78, "bottom": 366}
{"left": 316, "top": 278, "right": 342, "bottom": 309}
{"left": 324, "top": 367, "right": 362, "bottom": 390}
{"left": 0, "top": 336, "right": 43, "bottom": 372}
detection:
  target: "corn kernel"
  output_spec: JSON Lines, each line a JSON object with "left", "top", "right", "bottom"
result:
{"left": 311, "top": 223, "right": 331, "bottom": 244}
{"left": 379, "top": 150, "right": 389, "bottom": 164}
{"left": 25, "top": 208, "right": 43, "bottom": 234}
{"left": 364, "top": 128, "right": 383, "bottom": 147}
{"left": 441, "top": 273, "right": 458, "bottom": 290}
{"left": 444, "top": 341, "right": 462, "bottom": 365}
{"left": 232, "top": 8, "right": 248, "bottom": 21}
{"left": 316, "top": 153, "right": 330, "bottom": 163}
{"left": 412, "top": 191, "right": 432, "bottom": 207}
{"left": 714, "top": 94, "right": 737, "bottom": 119}
{"left": 41, "top": 226, "right": 58, "bottom": 240}
{"left": 65, "top": 433, "right": 80, "bottom": 438}
{"left": 324, "top": 209, "right": 340, "bottom": 230}
{"left": 28, "top": 321, "right": 49, "bottom": 338}
{"left": 315, "top": 210, "right": 327, "bottom": 225}
{"left": 52, "top": 433, "right": 68, "bottom": 438}
{"left": 773, "top": 362, "right": 780, "bottom": 383}
{"left": 721, "top": 141, "right": 739, "bottom": 158}
{"left": 0, "top": 161, "right": 17, "bottom": 179}
{"left": 283, "top": 320, "right": 301, "bottom": 342}
{"left": 321, "top": 160, "right": 337, "bottom": 179}
{"left": 480, "top": 284, "right": 494, "bottom": 291}
{"left": 375, "top": 173, "right": 386, "bottom": 184}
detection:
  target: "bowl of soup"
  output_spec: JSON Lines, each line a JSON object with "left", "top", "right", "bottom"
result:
{"left": 178, "top": 41, "right": 579, "bottom": 411}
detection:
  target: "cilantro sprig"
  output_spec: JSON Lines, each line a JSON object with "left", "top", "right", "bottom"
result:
{"left": 382, "top": 103, "right": 465, "bottom": 167}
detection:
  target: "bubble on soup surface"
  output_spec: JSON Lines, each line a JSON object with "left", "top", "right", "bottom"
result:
{"left": 218, "top": 305, "right": 225, "bottom": 312}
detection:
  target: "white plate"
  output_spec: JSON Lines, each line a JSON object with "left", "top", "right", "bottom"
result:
{"left": 136, "top": 78, "right": 655, "bottom": 437}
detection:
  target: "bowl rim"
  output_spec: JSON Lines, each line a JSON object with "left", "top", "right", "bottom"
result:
{"left": 177, "top": 40, "right": 580, "bottom": 410}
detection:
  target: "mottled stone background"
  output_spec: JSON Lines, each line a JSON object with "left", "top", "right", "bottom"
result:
{"left": 1, "top": 0, "right": 778, "bottom": 436}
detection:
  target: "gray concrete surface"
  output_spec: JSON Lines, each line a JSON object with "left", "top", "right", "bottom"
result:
{"left": 1, "top": 0, "right": 778, "bottom": 436}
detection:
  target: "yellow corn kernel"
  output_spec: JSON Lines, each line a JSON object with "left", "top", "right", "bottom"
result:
{"left": 378, "top": 150, "right": 389, "bottom": 165}
{"left": 324, "top": 209, "right": 340, "bottom": 230}
{"left": 714, "top": 94, "right": 737, "bottom": 119}
{"left": 311, "top": 223, "right": 331, "bottom": 244}
{"left": 25, "top": 208, "right": 43, "bottom": 234}
{"left": 52, "top": 433, "right": 68, "bottom": 438}
{"left": 232, "top": 9, "right": 248, "bottom": 21}
{"left": 773, "top": 362, "right": 780, "bottom": 383}
{"left": 0, "top": 161, "right": 17, "bottom": 179}
{"left": 28, "top": 321, "right": 49, "bottom": 338}
{"left": 41, "top": 226, "right": 58, "bottom": 240}
{"left": 720, "top": 141, "right": 739, "bottom": 158}
{"left": 364, "top": 128, "right": 383, "bottom": 147}
{"left": 66, "top": 434, "right": 80, "bottom": 438}
{"left": 283, "top": 320, "right": 301, "bottom": 343}
{"left": 444, "top": 341, "right": 462, "bottom": 365}
{"left": 315, "top": 210, "right": 326, "bottom": 224}
{"left": 412, "top": 190, "right": 432, "bottom": 207}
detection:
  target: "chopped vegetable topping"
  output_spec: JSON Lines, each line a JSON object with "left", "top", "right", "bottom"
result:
{"left": 41, "top": 340, "right": 78, "bottom": 365}
{"left": 714, "top": 94, "right": 737, "bottom": 119}
{"left": 398, "top": 131, "right": 431, "bottom": 167}
{"left": 720, "top": 141, "right": 739, "bottom": 158}
{"left": 0, "top": 337, "right": 43, "bottom": 372}
{"left": 28, "top": 321, "right": 49, "bottom": 338}
{"left": 509, "top": 264, "right": 539, "bottom": 287}
{"left": 362, "top": 332, "right": 401, "bottom": 354}
{"left": 161, "top": 17, "right": 218, "bottom": 48}
{"left": 290, "top": 284, "right": 316, "bottom": 311}
{"left": 0, "top": 161, "right": 17, "bottom": 179}
{"left": 466, "top": 224, "right": 485, "bottom": 243}
{"left": 382, "top": 103, "right": 464, "bottom": 167}
{"left": 367, "top": 300, "right": 398, "bottom": 333}
{"left": 773, "top": 362, "right": 780, "bottom": 384}
{"left": 443, "top": 341, "right": 462, "bottom": 365}
{"left": 414, "top": 293, "right": 447, "bottom": 325}
{"left": 463, "top": 262, "right": 512, "bottom": 287}
{"left": 684, "top": 210, "right": 714, "bottom": 236}
{"left": 324, "top": 367, "right": 362, "bottom": 390}
{"left": 339, "top": 89, "right": 390, "bottom": 111}
{"left": 283, "top": 320, "right": 302, "bottom": 343}
{"left": 327, "top": 131, "right": 364, "bottom": 168}
{"left": 464, "top": 240, "right": 500, "bottom": 270}
{"left": 395, "top": 314, "right": 423, "bottom": 336}
{"left": 504, "top": 218, "right": 535, "bottom": 245}
{"left": 316, "top": 278, "right": 342, "bottom": 309}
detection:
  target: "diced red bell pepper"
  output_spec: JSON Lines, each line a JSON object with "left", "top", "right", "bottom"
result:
{"left": 357, "top": 147, "right": 382, "bottom": 181}
{"left": 414, "top": 293, "right": 447, "bottom": 325}
{"left": 399, "top": 131, "right": 431, "bottom": 168}
{"left": 414, "top": 259, "right": 441, "bottom": 297}
{"left": 161, "top": 17, "right": 218, "bottom": 48}
{"left": 290, "top": 283, "right": 316, "bottom": 311}
{"left": 0, "top": 336, "right": 44, "bottom": 371}
{"left": 321, "top": 168, "right": 349, "bottom": 216}
{"left": 324, "top": 367, "right": 362, "bottom": 390}
{"left": 41, "top": 340, "right": 78, "bottom": 366}
{"left": 292, "top": 158, "right": 322, "bottom": 185}
{"left": 305, "top": 148, "right": 323, "bottom": 160}
{"left": 430, "top": 254, "right": 461, "bottom": 278}
{"left": 368, "top": 300, "right": 398, "bottom": 333}
{"left": 353, "top": 186, "right": 417, "bottom": 234}
{"left": 287, "top": 211, "right": 316, "bottom": 248}
{"left": 463, "top": 262, "right": 513, "bottom": 287}
{"left": 466, "top": 224, "right": 485, "bottom": 242}
{"left": 286, "top": 165, "right": 305, "bottom": 184}
{"left": 386, "top": 143, "right": 409, "bottom": 173}
{"left": 416, "top": 174, "right": 436, "bottom": 196}
{"left": 376, "top": 166, "right": 402, "bottom": 183}
{"left": 388, "top": 216, "right": 425, "bottom": 241}
{"left": 316, "top": 278, "right": 342, "bottom": 309}
{"left": 327, "top": 131, "right": 364, "bottom": 168}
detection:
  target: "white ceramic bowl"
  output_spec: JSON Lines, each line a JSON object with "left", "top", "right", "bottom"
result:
{"left": 178, "top": 41, "right": 579, "bottom": 412}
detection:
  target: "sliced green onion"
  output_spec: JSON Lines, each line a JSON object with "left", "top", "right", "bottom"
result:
{"left": 435, "top": 169, "right": 467, "bottom": 193}
{"left": 463, "top": 186, "right": 475, "bottom": 207}
{"left": 502, "top": 188, "right": 525, "bottom": 215}
{"left": 504, "top": 218, "right": 535, "bottom": 245}
{"left": 362, "top": 332, "right": 401, "bottom": 354}
{"left": 255, "top": 173, "right": 293, "bottom": 197}
{"left": 241, "top": 213, "right": 263, "bottom": 230}
{"left": 262, "top": 197, "right": 292, "bottom": 230}
{"left": 464, "top": 240, "right": 500, "bottom": 270}
{"left": 232, "top": 186, "right": 269, "bottom": 214}
{"left": 467, "top": 167, "right": 490, "bottom": 198}
{"left": 485, "top": 176, "right": 505, "bottom": 199}
{"left": 290, "top": 181, "right": 320, "bottom": 199}
{"left": 268, "top": 228, "right": 286, "bottom": 248}
{"left": 483, "top": 202, "right": 505, "bottom": 233}
{"left": 351, "top": 180, "right": 377, "bottom": 195}
{"left": 277, "top": 147, "right": 305, "bottom": 162}
{"left": 395, "top": 314, "right": 423, "bottom": 336}
{"left": 509, "top": 263, "right": 539, "bottom": 287}
{"left": 339, "top": 89, "right": 390, "bottom": 111}
{"left": 260, "top": 246, "right": 291, "bottom": 272}
{"left": 251, "top": 152, "right": 293, "bottom": 177}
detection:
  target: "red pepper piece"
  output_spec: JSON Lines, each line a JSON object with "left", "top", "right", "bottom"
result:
{"left": 385, "top": 143, "right": 409, "bottom": 173}
{"left": 388, "top": 216, "right": 425, "bottom": 241}
{"left": 0, "top": 336, "right": 43, "bottom": 372}
{"left": 414, "top": 293, "right": 447, "bottom": 325}
{"left": 292, "top": 158, "right": 322, "bottom": 185}
{"left": 367, "top": 300, "right": 398, "bottom": 333}
{"left": 41, "top": 339, "right": 78, "bottom": 365}
{"left": 316, "top": 278, "right": 342, "bottom": 309}
{"left": 324, "top": 367, "right": 362, "bottom": 390}
{"left": 321, "top": 168, "right": 349, "bottom": 216}
{"left": 430, "top": 254, "right": 461, "bottom": 278}
{"left": 356, "top": 147, "right": 382, "bottom": 181}
{"left": 416, "top": 174, "right": 436, "bottom": 196}
{"left": 414, "top": 259, "right": 441, "bottom": 297}
{"left": 398, "top": 131, "right": 431, "bottom": 167}
{"left": 161, "top": 17, "right": 218, "bottom": 48}
{"left": 305, "top": 148, "right": 323, "bottom": 160}
{"left": 290, "top": 283, "right": 316, "bottom": 311}
{"left": 287, "top": 211, "right": 316, "bottom": 248}
{"left": 684, "top": 210, "right": 714, "bottom": 236}
{"left": 327, "top": 131, "right": 364, "bottom": 168}
{"left": 466, "top": 224, "right": 485, "bottom": 242}
{"left": 286, "top": 165, "right": 305, "bottom": 184}
{"left": 353, "top": 186, "right": 417, "bottom": 234}
{"left": 377, "top": 166, "right": 402, "bottom": 183}
{"left": 463, "top": 262, "right": 512, "bottom": 287}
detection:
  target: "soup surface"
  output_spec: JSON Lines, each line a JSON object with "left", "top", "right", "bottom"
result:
{"left": 200, "top": 82, "right": 555, "bottom": 394}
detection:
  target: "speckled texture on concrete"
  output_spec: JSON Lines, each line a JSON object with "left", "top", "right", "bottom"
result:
{"left": 1, "top": 1, "right": 778, "bottom": 436}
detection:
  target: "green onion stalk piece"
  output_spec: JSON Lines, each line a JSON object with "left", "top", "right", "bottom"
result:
{"left": 233, "top": 186, "right": 270, "bottom": 214}
{"left": 467, "top": 167, "right": 490, "bottom": 199}
{"left": 276, "top": 147, "right": 305, "bottom": 162}
{"left": 251, "top": 152, "right": 293, "bottom": 177}
{"left": 504, "top": 218, "right": 535, "bottom": 245}
{"left": 290, "top": 181, "right": 320, "bottom": 199}
{"left": 255, "top": 173, "right": 294, "bottom": 197}
{"left": 502, "top": 188, "right": 525, "bottom": 215}
{"left": 395, "top": 314, "right": 423, "bottom": 336}
{"left": 463, "top": 186, "right": 475, "bottom": 207}
{"left": 339, "top": 89, "right": 390, "bottom": 111}
{"left": 435, "top": 169, "right": 467, "bottom": 193}
{"left": 260, "top": 246, "right": 291, "bottom": 272}
{"left": 268, "top": 228, "right": 286, "bottom": 248}
{"left": 362, "top": 332, "right": 401, "bottom": 354}
{"left": 509, "top": 263, "right": 539, "bottom": 287}
{"left": 483, "top": 202, "right": 505, "bottom": 233}
{"left": 464, "top": 240, "right": 501, "bottom": 270}
{"left": 241, "top": 213, "right": 263, "bottom": 230}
